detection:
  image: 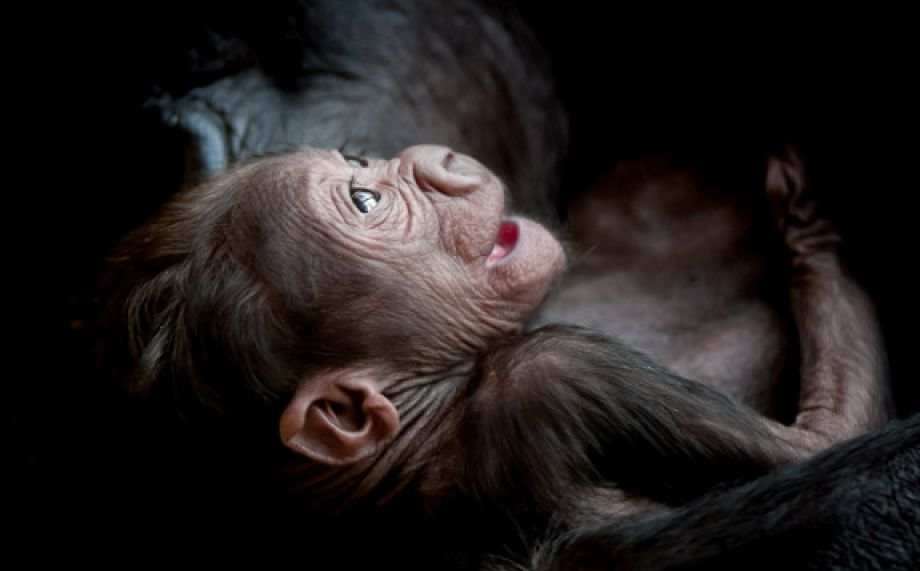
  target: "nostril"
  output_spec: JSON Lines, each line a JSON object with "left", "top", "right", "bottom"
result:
{"left": 400, "top": 145, "right": 482, "bottom": 197}
{"left": 438, "top": 152, "right": 480, "bottom": 180}
{"left": 441, "top": 151, "right": 455, "bottom": 172}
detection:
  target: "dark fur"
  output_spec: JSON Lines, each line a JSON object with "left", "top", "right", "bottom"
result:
{"left": 144, "top": 0, "right": 566, "bottom": 219}
{"left": 462, "top": 326, "right": 785, "bottom": 513}
{"left": 537, "top": 414, "right": 920, "bottom": 571}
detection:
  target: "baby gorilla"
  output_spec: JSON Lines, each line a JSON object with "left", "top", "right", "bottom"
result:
{"left": 265, "top": 144, "right": 565, "bottom": 467}
{"left": 95, "top": 143, "right": 890, "bottom": 567}
{"left": 97, "top": 144, "right": 564, "bottom": 494}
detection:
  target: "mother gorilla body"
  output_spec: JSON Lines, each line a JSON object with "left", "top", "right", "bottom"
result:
{"left": 89, "top": 1, "right": 915, "bottom": 569}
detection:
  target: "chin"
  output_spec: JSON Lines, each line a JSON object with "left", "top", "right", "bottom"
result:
{"left": 487, "top": 217, "right": 566, "bottom": 306}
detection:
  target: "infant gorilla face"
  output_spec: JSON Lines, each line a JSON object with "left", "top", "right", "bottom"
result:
{"left": 96, "top": 143, "right": 566, "bottom": 467}
{"left": 260, "top": 145, "right": 565, "bottom": 465}
{"left": 267, "top": 144, "right": 566, "bottom": 367}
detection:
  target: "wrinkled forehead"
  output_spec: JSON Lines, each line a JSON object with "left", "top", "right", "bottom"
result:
{"left": 223, "top": 148, "right": 373, "bottom": 283}
{"left": 292, "top": 145, "right": 341, "bottom": 166}
{"left": 229, "top": 147, "right": 336, "bottom": 216}
{"left": 250, "top": 147, "right": 349, "bottom": 214}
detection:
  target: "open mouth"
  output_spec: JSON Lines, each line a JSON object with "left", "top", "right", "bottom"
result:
{"left": 487, "top": 219, "right": 519, "bottom": 264}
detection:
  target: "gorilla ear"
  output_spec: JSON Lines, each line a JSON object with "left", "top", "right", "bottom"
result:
{"left": 279, "top": 368, "right": 399, "bottom": 466}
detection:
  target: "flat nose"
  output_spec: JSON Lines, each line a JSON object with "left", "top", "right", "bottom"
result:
{"left": 398, "top": 145, "right": 481, "bottom": 197}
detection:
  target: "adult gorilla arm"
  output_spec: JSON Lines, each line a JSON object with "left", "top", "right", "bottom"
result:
{"left": 464, "top": 150, "right": 891, "bottom": 511}
{"left": 766, "top": 149, "right": 892, "bottom": 442}
{"left": 537, "top": 414, "right": 920, "bottom": 571}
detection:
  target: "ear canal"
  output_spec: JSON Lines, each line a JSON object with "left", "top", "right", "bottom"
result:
{"left": 279, "top": 371, "right": 400, "bottom": 466}
{"left": 322, "top": 392, "right": 365, "bottom": 432}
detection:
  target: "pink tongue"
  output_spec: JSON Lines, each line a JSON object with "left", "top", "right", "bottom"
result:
{"left": 488, "top": 221, "right": 519, "bottom": 263}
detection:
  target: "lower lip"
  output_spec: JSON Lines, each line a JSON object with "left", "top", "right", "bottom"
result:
{"left": 487, "top": 219, "right": 519, "bottom": 265}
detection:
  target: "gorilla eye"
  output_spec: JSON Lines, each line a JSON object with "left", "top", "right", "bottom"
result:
{"left": 350, "top": 188, "right": 380, "bottom": 213}
{"left": 343, "top": 154, "right": 368, "bottom": 168}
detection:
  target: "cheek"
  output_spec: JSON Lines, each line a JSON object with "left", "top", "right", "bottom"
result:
{"left": 428, "top": 178, "right": 507, "bottom": 263}
{"left": 439, "top": 217, "right": 495, "bottom": 264}
{"left": 364, "top": 185, "right": 442, "bottom": 256}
